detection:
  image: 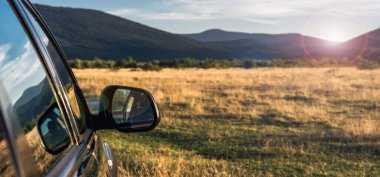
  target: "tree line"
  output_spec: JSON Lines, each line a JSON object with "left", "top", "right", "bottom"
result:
{"left": 68, "top": 57, "right": 380, "bottom": 70}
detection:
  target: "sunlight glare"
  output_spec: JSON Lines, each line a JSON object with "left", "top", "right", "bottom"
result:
{"left": 303, "top": 9, "right": 367, "bottom": 43}
{"left": 324, "top": 28, "right": 346, "bottom": 42}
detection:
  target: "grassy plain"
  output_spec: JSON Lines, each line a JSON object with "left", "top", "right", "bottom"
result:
{"left": 74, "top": 68, "right": 380, "bottom": 176}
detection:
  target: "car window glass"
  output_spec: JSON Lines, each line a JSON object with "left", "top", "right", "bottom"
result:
{"left": 21, "top": 4, "right": 88, "bottom": 134}
{"left": 0, "top": 2, "right": 72, "bottom": 175}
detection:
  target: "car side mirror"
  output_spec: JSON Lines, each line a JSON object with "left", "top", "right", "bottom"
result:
{"left": 97, "top": 85, "right": 160, "bottom": 132}
{"left": 37, "top": 104, "right": 71, "bottom": 155}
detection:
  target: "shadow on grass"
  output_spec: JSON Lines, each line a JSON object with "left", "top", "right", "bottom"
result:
{"left": 138, "top": 128, "right": 279, "bottom": 160}
{"left": 284, "top": 95, "right": 316, "bottom": 105}
{"left": 173, "top": 109, "right": 331, "bottom": 130}
{"left": 329, "top": 99, "right": 379, "bottom": 112}
{"left": 134, "top": 109, "right": 380, "bottom": 162}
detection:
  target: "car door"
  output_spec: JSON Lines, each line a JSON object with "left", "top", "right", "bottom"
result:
{"left": 18, "top": 0, "right": 118, "bottom": 176}
{"left": 0, "top": 1, "right": 77, "bottom": 176}
{"left": 0, "top": 0, "right": 116, "bottom": 176}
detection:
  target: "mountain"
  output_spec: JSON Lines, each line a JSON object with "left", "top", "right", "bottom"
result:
{"left": 205, "top": 39, "right": 278, "bottom": 59}
{"left": 298, "top": 28, "right": 380, "bottom": 60}
{"left": 183, "top": 29, "right": 326, "bottom": 46}
{"left": 34, "top": 4, "right": 233, "bottom": 61}
{"left": 184, "top": 29, "right": 351, "bottom": 59}
{"left": 184, "top": 28, "right": 380, "bottom": 60}
{"left": 35, "top": 4, "right": 380, "bottom": 61}
{"left": 356, "top": 28, "right": 380, "bottom": 60}
{"left": 183, "top": 29, "right": 256, "bottom": 42}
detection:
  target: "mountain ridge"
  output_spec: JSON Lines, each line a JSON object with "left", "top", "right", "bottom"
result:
{"left": 183, "top": 28, "right": 380, "bottom": 60}
{"left": 34, "top": 4, "right": 380, "bottom": 61}
{"left": 35, "top": 4, "right": 234, "bottom": 60}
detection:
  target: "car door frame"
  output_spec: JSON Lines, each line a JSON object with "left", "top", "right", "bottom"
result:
{"left": 18, "top": 0, "right": 119, "bottom": 175}
{"left": 18, "top": 0, "right": 95, "bottom": 139}
{"left": 1, "top": 0, "right": 108, "bottom": 177}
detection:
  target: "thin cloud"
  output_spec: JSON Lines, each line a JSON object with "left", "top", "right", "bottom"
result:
{"left": 243, "top": 18, "right": 280, "bottom": 25}
{"left": 108, "top": 8, "right": 216, "bottom": 21}
{"left": 109, "top": 0, "right": 380, "bottom": 22}
{"left": 109, "top": 8, "right": 138, "bottom": 16}
{"left": 0, "top": 44, "right": 11, "bottom": 64}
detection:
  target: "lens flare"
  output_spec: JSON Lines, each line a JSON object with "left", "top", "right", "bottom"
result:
{"left": 301, "top": 9, "right": 368, "bottom": 64}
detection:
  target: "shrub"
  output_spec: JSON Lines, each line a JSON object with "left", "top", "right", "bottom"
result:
{"left": 140, "top": 60, "right": 161, "bottom": 71}
{"left": 357, "top": 60, "right": 380, "bottom": 70}
{"left": 67, "top": 57, "right": 380, "bottom": 69}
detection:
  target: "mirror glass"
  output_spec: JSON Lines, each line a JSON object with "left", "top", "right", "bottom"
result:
{"left": 111, "top": 88, "right": 156, "bottom": 129}
{"left": 37, "top": 105, "right": 70, "bottom": 154}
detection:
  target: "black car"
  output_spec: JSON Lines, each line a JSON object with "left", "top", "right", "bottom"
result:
{"left": 0, "top": 0, "right": 160, "bottom": 176}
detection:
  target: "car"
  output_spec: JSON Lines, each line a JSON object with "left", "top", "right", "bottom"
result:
{"left": 0, "top": 0, "right": 160, "bottom": 176}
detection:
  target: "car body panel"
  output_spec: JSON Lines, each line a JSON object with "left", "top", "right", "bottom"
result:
{"left": 0, "top": 0, "right": 117, "bottom": 176}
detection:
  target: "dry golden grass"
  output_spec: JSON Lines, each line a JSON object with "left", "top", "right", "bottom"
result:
{"left": 74, "top": 67, "right": 380, "bottom": 176}
{"left": 0, "top": 139, "right": 15, "bottom": 176}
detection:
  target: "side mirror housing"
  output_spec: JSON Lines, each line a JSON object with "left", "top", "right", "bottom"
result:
{"left": 37, "top": 103, "right": 71, "bottom": 155}
{"left": 94, "top": 85, "right": 160, "bottom": 132}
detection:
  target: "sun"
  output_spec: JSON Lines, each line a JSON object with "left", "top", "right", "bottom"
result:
{"left": 302, "top": 9, "right": 367, "bottom": 43}
{"left": 323, "top": 28, "right": 346, "bottom": 42}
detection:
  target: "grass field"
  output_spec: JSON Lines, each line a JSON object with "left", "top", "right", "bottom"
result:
{"left": 74, "top": 67, "right": 380, "bottom": 176}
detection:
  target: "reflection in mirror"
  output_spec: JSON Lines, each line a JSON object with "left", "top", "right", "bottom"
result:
{"left": 37, "top": 104, "right": 70, "bottom": 154}
{"left": 112, "top": 89, "right": 155, "bottom": 129}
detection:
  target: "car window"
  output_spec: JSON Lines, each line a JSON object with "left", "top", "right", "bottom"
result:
{"left": 0, "top": 1, "right": 72, "bottom": 175}
{"left": 21, "top": 3, "right": 88, "bottom": 135}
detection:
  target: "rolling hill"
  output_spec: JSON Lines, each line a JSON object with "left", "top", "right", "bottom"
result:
{"left": 184, "top": 29, "right": 380, "bottom": 60}
{"left": 34, "top": 4, "right": 233, "bottom": 61}
{"left": 183, "top": 29, "right": 335, "bottom": 59}
{"left": 35, "top": 4, "right": 380, "bottom": 61}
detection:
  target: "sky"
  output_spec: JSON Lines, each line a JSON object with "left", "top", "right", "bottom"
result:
{"left": 32, "top": 0, "right": 380, "bottom": 42}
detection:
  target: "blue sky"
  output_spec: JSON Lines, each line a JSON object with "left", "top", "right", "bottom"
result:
{"left": 32, "top": 0, "right": 380, "bottom": 42}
